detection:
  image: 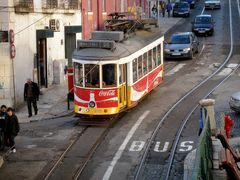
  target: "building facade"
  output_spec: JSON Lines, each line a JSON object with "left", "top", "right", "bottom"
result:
{"left": 0, "top": 0, "right": 82, "bottom": 107}
{"left": 81, "top": 0, "right": 150, "bottom": 40}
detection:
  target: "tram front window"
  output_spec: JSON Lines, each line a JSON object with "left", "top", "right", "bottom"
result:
{"left": 103, "top": 64, "right": 116, "bottom": 87}
{"left": 74, "top": 63, "right": 83, "bottom": 87}
{"left": 85, "top": 64, "right": 100, "bottom": 88}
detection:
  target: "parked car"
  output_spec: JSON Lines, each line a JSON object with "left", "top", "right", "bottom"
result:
{"left": 192, "top": 14, "right": 215, "bottom": 36}
{"left": 181, "top": 0, "right": 196, "bottom": 9}
{"left": 205, "top": 0, "right": 221, "bottom": 9}
{"left": 164, "top": 32, "right": 199, "bottom": 59}
{"left": 172, "top": 2, "right": 190, "bottom": 17}
{"left": 229, "top": 92, "right": 240, "bottom": 113}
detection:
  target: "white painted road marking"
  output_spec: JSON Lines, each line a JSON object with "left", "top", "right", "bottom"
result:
{"left": 102, "top": 111, "right": 150, "bottom": 180}
{"left": 165, "top": 64, "right": 186, "bottom": 76}
{"left": 154, "top": 142, "right": 169, "bottom": 152}
{"left": 129, "top": 141, "right": 145, "bottom": 151}
{"left": 129, "top": 140, "right": 195, "bottom": 153}
{"left": 179, "top": 141, "right": 194, "bottom": 152}
{"left": 217, "top": 68, "right": 233, "bottom": 76}
{"left": 201, "top": 7, "right": 205, "bottom": 15}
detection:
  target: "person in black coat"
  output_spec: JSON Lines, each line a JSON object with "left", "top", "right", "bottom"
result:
{"left": 5, "top": 107, "right": 20, "bottom": 153}
{"left": 0, "top": 105, "right": 7, "bottom": 149}
{"left": 24, "top": 78, "right": 40, "bottom": 117}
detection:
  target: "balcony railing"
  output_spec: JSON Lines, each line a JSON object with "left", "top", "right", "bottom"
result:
{"left": 14, "top": 0, "right": 34, "bottom": 13}
{"left": 63, "top": 0, "right": 80, "bottom": 10}
{"left": 42, "top": 0, "right": 58, "bottom": 9}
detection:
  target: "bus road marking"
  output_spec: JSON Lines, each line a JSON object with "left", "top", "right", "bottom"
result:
{"left": 129, "top": 140, "right": 194, "bottom": 152}
{"left": 102, "top": 110, "right": 150, "bottom": 180}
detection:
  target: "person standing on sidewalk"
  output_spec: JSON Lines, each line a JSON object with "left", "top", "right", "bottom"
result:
{"left": 5, "top": 107, "right": 20, "bottom": 153}
{"left": 0, "top": 105, "right": 7, "bottom": 150}
{"left": 160, "top": 1, "right": 166, "bottom": 17}
{"left": 166, "top": 2, "right": 172, "bottom": 18}
{"left": 151, "top": 4, "right": 157, "bottom": 19}
{"left": 24, "top": 78, "right": 40, "bottom": 117}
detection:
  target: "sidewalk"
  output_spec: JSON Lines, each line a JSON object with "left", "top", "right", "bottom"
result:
{"left": 16, "top": 81, "right": 74, "bottom": 123}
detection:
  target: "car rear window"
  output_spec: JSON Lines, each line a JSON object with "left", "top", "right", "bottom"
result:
{"left": 195, "top": 17, "right": 211, "bottom": 23}
{"left": 174, "top": 3, "right": 189, "bottom": 8}
{"left": 171, "top": 35, "right": 190, "bottom": 44}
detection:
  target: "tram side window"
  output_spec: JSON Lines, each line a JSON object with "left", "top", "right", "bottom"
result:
{"left": 133, "top": 59, "right": 137, "bottom": 82}
{"left": 85, "top": 64, "right": 100, "bottom": 88}
{"left": 138, "top": 56, "right": 143, "bottom": 78}
{"left": 148, "top": 49, "right": 153, "bottom": 72}
{"left": 153, "top": 47, "right": 157, "bottom": 68}
{"left": 143, "top": 52, "right": 148, "bottom": 75}
{"left": 119, "top": 64, "right": 126, "bottom": 85}
{"left": 74, "top": 63, "right": 83, "bottom": 87}
{"left": 157, "top": 44, "right": 161, "bottom": 65}
{"left": 103, "top": 64, "right": 116, "bottom": 87}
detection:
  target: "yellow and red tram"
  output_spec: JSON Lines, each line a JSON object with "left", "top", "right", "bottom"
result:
{"left": 72, "top": 30, "right": 164, "bottom": 117}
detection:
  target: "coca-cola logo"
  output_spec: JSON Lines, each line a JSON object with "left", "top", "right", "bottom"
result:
{"left": 98, "top": 90, "right": 116, "bottom": 97}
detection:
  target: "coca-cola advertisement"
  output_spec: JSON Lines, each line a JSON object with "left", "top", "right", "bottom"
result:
{"left": 74, "top": 88, "right": 118, "bottom": 108}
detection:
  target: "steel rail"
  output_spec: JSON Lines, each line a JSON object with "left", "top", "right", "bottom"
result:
{"left": 73, "top": 117, "right": 117, "bottom": 180}
{"left": 134, "top": 0, "right": 234, "bottom": 179}
{"left": 43, "top": 116, "right": 118, "bottom": 180}
{"left": 44, "top": 126, "right": 89, "bottom": 180}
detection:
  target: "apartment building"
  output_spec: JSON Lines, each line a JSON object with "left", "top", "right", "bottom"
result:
{"left": 0, "top": 0, "right": 82, "bottom": 107}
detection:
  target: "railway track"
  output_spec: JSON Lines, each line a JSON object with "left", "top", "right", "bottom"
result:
{"left": 134, "top": 0, "right": 240, "bottom": 179}
{"left": 41, "top": 116, "right": 118, "bottom": 180}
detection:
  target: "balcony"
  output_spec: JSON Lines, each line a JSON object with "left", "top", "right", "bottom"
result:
{"left": 42, "top": 0, "right": 58, "bottom": 13}
{"left": 63, "top": 0, "right": 80, "bottom": 10}
{"left": 14, "top": 0, "right": 34, "bottom": 13}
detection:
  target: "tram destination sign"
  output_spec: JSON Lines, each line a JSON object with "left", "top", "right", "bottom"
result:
{"left": 0, "top": 31, "right": 8, "bottom": 42}
{"left": 77, "top": 40, "right": 116, "bottom": 50}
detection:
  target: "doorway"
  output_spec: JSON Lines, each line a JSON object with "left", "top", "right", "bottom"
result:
{"left": 38, "top": 39, "right": 47, "bottom": 87}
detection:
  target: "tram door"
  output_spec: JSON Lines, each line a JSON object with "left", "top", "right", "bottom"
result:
{"left": 119, "top": 64, "right": 127, "bottom": 109}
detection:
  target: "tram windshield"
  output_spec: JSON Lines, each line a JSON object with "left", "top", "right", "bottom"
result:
{"left": 85, "top": 64, "right": 100, "bottom": 88}
{"left": 74, "top": 63, "right": 83, "bottom": 87}
{"left": 102, "top": 64, "right": 117, "bottom": 87}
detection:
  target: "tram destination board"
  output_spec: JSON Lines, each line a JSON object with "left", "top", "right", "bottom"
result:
{"left": 0, "top": 31, "right": 8, "bottom": 43}
{"left": 77, "top": 40, "right": 116, "bottom": 50}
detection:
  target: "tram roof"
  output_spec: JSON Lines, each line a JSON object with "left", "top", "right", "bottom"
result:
{"left": 72, "top": 27, "right": 164, "bottom": 61}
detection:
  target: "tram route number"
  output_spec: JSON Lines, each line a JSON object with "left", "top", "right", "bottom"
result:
{"left": 129, "top": 141, "right": 194, "bottom": 152}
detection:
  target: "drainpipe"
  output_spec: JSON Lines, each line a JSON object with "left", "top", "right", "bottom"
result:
{"left": 11, "top": 58, "right": 16, "bottom": 109}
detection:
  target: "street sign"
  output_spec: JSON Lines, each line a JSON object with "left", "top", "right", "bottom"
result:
{"left": 10, "top": 44, "right": 16, "bottom": 59}
{"left": 9, "top": 29, "right": 14, "bottom": 43}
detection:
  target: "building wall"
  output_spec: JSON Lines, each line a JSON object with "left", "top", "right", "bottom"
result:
{"left": 0, "top": 0, "right": 82, "bottom": 107}
{"left": 0, "top": 0, "right": 13, "bottom": 107}
{"left": 81, "top": 0, "right": 150, "bottom": 40}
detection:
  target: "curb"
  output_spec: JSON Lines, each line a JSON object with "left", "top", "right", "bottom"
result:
{"left": 29, "top": 111, "right": 75, "bottom": 123}
{"left": 0, "top": 156, "right": 3, "bottom": 168}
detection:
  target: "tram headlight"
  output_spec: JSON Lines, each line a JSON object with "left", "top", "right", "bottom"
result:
{"left": 89, "top": 101, "right": 96, "bottom": 108}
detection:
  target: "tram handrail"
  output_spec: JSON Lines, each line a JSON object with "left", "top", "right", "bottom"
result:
{"left": 191, "top": 108, "right": 213, "bottom": 180}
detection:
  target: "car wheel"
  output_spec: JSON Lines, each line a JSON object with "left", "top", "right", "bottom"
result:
{"left": 187, "top": 13, "right": 190, "bottom": 17}
{"left": 189, "top": 50, "right": 193, "bottom": 59}
{"left": 195, "top": 46, "right": 199, "bottom": 54}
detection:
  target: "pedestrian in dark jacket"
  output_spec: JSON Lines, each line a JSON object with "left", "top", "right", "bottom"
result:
{"left": 160, "top": 1, "right": 166, "bottom": 17}
{"left": 24, "top": 78, "right": 40, "bottom": 117}
{"left": 0, "top": 105, "right": 7, "bottom": 149}
{"left": 5, "top": 107, "right": 20, "bottom": 153}
{"left": 166, "top": 2, "right": 172, "bottom": 18}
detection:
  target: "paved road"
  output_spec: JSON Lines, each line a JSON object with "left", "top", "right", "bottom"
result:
{"left": 0, "top": 0, "right": 239, "bottom": 180}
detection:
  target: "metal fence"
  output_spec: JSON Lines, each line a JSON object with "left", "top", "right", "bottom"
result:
{"left": 191, "top": 108, "right": 213, "bottom": 180}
